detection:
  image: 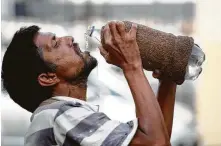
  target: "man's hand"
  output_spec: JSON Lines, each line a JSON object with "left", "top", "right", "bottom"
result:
{"left": 100, "top": 21, "right": 171, "bottom": 145}
{"left": 99, "top": 21, "right": 142, "bottom": 71}
{"left": 153, "top": 69, "right": 183, "bottom": 84}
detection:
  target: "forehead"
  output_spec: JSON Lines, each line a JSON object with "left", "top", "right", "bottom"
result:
{"left": 34, "top": 32, "right": 55, "bottom": 48}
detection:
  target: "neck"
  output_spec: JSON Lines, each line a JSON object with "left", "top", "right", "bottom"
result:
{"left": 53, "top": 78, "right": 87, "bottom": 101}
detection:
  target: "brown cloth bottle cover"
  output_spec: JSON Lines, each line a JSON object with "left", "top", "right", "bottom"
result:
{"left": 101, "top": 21, "right": 194, "bottom": 84}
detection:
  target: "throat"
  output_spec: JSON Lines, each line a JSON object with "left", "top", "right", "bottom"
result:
{"left": 53, "top": 79, "right": 87, "bottom": 101}
{"left": 67, "top": 82, "right": 87, "bottom": 101}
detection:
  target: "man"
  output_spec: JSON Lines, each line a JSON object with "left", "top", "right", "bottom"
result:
{"left": 2, "top": 21, "right": 177, "bottom": 146}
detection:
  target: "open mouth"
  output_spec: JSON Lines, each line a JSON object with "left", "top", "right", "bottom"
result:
{"left": 73, "top": 43, "right": 82, "bottom": 55}
{"left": 71, "top": 42, "right": 92, "bottom": 58}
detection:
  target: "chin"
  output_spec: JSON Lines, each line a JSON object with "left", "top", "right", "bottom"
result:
{"left": 81, "top": 51, "right": 98, "bottom": 76}
{"left": 86, "top": 55, "right": 97, "bottom": 69}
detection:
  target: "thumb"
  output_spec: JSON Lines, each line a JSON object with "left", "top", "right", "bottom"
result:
{"left": 98, "top": 45, "right": 110, "bottom": 61}
{"left": 129, "top": 23, "right": 137, "bottom": 39}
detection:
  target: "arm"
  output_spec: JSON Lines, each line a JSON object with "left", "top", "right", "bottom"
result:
{"left": 124, "top": 67, "right": 170, "bottom": 146}
{"left": 157, "top": 80, "right": 177, "bottom": 138}
{"left": 99, "top": 21, "right": 170, "bottom": 146}
{"left": 152, "top": 71, "right": 177, "bottom": 138}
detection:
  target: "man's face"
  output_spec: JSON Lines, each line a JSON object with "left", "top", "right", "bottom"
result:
{"left": 34, "top": 32, "right": 97, "bottom": 82}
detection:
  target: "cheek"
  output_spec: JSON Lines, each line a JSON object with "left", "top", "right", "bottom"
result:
{"left": 55, "top": 54, "right": 85, "bottom": 78}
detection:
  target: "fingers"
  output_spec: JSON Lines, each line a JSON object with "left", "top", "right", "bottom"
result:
{"left": 101, "top": 23, "right": 122, "bottom": 55}
{"left": 102, "top": 24, "right": 112, "bottom": 45}
{"left": 109, "top": 21, "right": 121, "bottom": 40}
{"left": 98, "top": 45, "right": 109, "bottom": 61}
{"left": 116, "top": 21, "right": 126, "bottom": 37}
{"left": 129, "top": 23, "right": 137, "bottom": 40}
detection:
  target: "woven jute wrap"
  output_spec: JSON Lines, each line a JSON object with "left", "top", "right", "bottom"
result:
{"left": 101, "top": 21, "right": 194, "bottom": 84}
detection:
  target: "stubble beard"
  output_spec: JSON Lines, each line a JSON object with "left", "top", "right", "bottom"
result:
{"left": 71, "top": 51, "right": 97, "bottom": 84}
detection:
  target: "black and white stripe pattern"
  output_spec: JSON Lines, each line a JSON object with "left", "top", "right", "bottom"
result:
{"left": 24, "top": 96, "right": 138, "bottom": 146}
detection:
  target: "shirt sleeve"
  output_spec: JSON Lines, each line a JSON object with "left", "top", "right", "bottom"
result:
{"left": 53, "top": 102, "right": 138, "bottom": 146}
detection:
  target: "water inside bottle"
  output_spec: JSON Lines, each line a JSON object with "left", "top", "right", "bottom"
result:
{"left": 185, "top": 44, "right": 205, "bottom": 80}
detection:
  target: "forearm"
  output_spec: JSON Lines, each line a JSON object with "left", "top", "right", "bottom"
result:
{"left": 157, "top": 80, "right": 177, "bottom": 138}
{"left": 124, "top": 67, "right": 170, "bottom": 145}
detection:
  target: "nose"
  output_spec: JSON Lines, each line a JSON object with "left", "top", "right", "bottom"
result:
{"left": 67, "top": 36, "right": 74, "bottom": 43}
{"left": 66, "top": 36, "right": 74, "bottom": 47}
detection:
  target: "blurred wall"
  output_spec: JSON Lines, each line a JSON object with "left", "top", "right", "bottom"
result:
{"left": 1, "top": 0, "right": 15, "bottom": 19}
{"left": 196, "top": 0, "right": 221, "bottom": 145}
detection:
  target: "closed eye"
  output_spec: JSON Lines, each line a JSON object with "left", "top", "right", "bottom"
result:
{"left": 54, "top": 41, "right": 60, "bottom": 48}
{"left": 52, "top": 35, "right": 58, "bottom": 48}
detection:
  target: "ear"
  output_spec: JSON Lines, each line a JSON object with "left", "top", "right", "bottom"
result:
{"left": 38, "top": 72, "right": 60, "bottom": 87}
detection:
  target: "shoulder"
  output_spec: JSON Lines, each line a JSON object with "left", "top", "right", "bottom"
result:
{"left": 26, "top": 100, "right": 72, "bottom": 135}
{"left": 25, "top": 98, "right": 100, "bottom": 146}
{"left": 31, "top": 99, "right": 88, "bottom": 122}
{"left": 25, "top": 100, "right": 73, "bottom": 146}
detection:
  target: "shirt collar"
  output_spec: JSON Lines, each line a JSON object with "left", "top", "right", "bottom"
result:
{"left": 52, "top": 96, "right": 99, "bottom": 112}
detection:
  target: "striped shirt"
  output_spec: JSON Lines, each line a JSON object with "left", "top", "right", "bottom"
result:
{"left": 24, "top": 96, "right": 138, "bottom": 146}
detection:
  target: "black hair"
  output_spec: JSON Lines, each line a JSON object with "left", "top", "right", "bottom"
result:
{"left": 1, "top": 26, "right": 55, "bottom": 112}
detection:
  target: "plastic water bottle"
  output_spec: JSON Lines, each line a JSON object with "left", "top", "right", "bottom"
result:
{"left": 185, "top": 44, "right": 205, "bottom": 80}
{"left": 85, "top": 26, "right": 205, "bottom": 81}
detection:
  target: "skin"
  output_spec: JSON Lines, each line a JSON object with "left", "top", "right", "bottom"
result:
{"left": 153, "top": 71, "right": 177, "bottom": 138}
{"left": 157, "top": 80, "right": 176, "bottom": 138}
{"left": 34, "top": 32, "right": 97, "bottom": 100}
{"left": 99, "top": 21, "right": 177, "bottom": 145}
{"left": 34, "top": 21, "right": 176, "bottom": 146}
